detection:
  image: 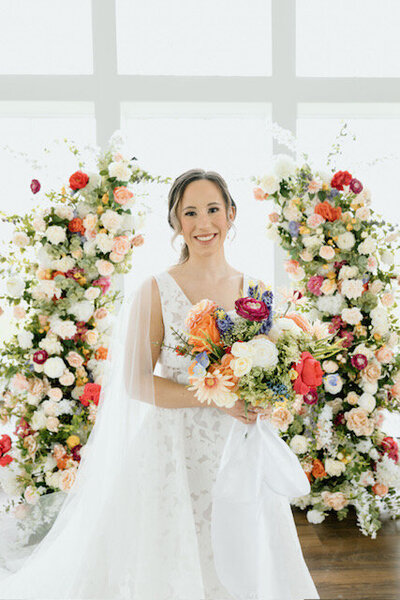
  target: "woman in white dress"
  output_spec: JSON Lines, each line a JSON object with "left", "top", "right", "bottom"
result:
{"left": 0, "top": 168, "right": 320, "bottom": 599}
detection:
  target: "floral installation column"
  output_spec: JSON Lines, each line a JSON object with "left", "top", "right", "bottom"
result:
{"left": 0, "top": 137, "right": 169, "bottom": 527}
{"left": 253, "top": 155, "right": 400, "bottom": 538}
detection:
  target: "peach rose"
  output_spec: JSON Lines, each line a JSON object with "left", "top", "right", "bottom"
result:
{"left": 109, "top": 251, "right": 125, "bottom": 263}
{"left": 59, "top": 371, "right": 75, "bottom": 386}
{"left": 113, "top": 186, "right": 134, "bottom": 206}
{"left": 363, "top": 361, "right": 382, "bottom": 382}
{"left": 319, "top": 245, "right": 335, "bottom": 260}
{"left": 95, "top": 259, "right": 114, "bottom": 277}
{"left": 185, "top": 299, "right": 218, "bottom": 331}
{"left": 268, "top": 212, "right": 279, "bottom": 223}
{"left": 320, "top": 279, "right": 337, "bottom": 295}
{"left": 46, "top": 416, "right": 60, "bottom": 433}
{"left": 253, "top": 187, "right": 268, "bottom": 201}
{"left": 94, "top": 307, "right": 108, "bottom": 320}
{"left": 66, "top": 351, "right": 84, "bottom": 368}
{"left": 308, "top": 179, "right": 322, "bottom": 193}
{"left": 345, "top": 407, "right": 374, "bottom": 436}
{"left": 59, "top": 468, "right": 77, "bottom": 492}
{"left": 48, "top": 387, "right": 63, "bottom": 402}
{"left": 132, "top": 234, "right": 144, "bottom": 247}
{"left": 375, "top": 345, "right": 394, "bottom": 364}
{"left": 29, "top": 378, "right": 44, "bottom": 397}
{"left": 11, "top": 373, "right": 30, "bottom": 391}
{"left": 112, "top": 235, "right": 131, "bottom": 256}
{"left": 52, "top": 443, "right": 66, "bottom": 461}
{"left": 270, "top": 405, "right": 294, "bottom": 432}
{"left": 83, "top": 213, "right": 98, "bottom": 230}
{"left": 300, "top": 248, "right": 313, "bottom": 262}
{"left": 85, "top": 329, "right": 99, "bottom": 346}
{"left": 321, "top": 491, "right": 349, "bottom": 510}
{"left": 13, "top": 305, "right": 26, "bottom": 319}
{"left": 372, "top": 483, "right": 389, "bottom": 496}
{"left": 284, "top": 259, "right": 300, "bottom": 275}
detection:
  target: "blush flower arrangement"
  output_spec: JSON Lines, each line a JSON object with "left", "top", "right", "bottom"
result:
{"left": 168, "top": 280, "right": 343, "bottom": 432}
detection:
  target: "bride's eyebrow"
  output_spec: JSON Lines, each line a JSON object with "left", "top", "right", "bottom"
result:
{"left": 183, "top": 202, "right": 220, "bottom": 210}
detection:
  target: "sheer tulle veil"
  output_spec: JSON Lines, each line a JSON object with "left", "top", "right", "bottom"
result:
{"left": 0, "top": 273, "right": 159, "bottom": 599}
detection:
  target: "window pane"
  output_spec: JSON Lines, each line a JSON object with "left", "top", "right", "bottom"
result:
{"left": 120, "top": 102, "right": 274, "bottom": 297}
{"left": 0, "top": 102, "right": 96, "bottom": 215}
{"left": 0, "top": 0, "right": 93, "bottom": 74}
{"left": 117, "top": 0, "right": 271, "bottom": 75}
{"left": 296, "top": 0, "right": 400, "bottom": 77}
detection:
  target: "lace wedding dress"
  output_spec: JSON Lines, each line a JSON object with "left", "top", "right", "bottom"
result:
{"left": 0, "top": 269, "right": 320, "bottom": 600}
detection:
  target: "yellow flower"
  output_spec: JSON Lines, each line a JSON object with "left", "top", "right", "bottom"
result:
{"left": 289, "top": 368, "right": 298, "bottom": 381}
{"left": 322, "top": 183, "right": 329, "bottom": 191}
{"left": 102, "top": 193, "right": 109, "bottom": 204}
{"left": 373, "top": 333, "right": 381, "bottom": 341}
{"left": 346, "top": 224, "right": 353, "bottom": 231}
{"left": 299, "top": 226, "right": 310, "bottom": 235}
{"left": 66, "top": 435, "right": 80, "bottom": 449}
{"left": 327, "top": 271, "right": 336, "bottom": 280}
{"left": 97, "top": 206, "right": 104, "bottom": 215}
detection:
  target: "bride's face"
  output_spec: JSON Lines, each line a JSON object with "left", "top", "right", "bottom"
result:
{"left": 178, "top": 179, "right": 235, "bottom": 255}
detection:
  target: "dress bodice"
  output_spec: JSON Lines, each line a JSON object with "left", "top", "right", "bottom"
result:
{"left": 153, "top": 270, "right": 250, "bottom": 385}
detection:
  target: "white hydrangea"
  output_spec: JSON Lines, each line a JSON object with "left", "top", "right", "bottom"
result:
{"left": 289, "top": 435, "right": 309, "bottom": 454}
{"left": 17, "top": 330, "right": 34, "bottom": 349}
{"left": 108, "top": 161, "right": 131, "bottom": 181}
{"left": 341, "top": 307, "right": 363, "bottom": 325}
{"left": 272, "top": 154, "right": 297, "bottom": 180}
{"left": 75, "top": 202, "right": 92, "bottom": 219}
{"left": 338, "top": 265, "right": 358, "bottom": 280}
{"left": 358, "top": 236, "right": 376, "bottom": 255}
{"left": 341, "top": 279, "right": 364, "bottom": 300}
{"left": 37, "top": 246, "right": 53, "bottom": 269}
{"left": 6, "top": 276, "right": 25, "bottom": 298}
{"left": 85, "top": 172, "right": 102, "bottom": 192}
{"left": 68, "top": 300, "right": 95, "bottom": 322}
{"left": 325, "top": 458, "right": 346, "bottom": 477}
{"left": 336, "top": 231, "right": 356, "bottom": 251}
{"left": 316, "top": 294, "right": 345, "bottom": 315}
{"left": 355, "top": 439, "right": 373, "bottom": 454}
{"left": 52, "top": 256, "right": 75, "bottom": 272}
{"left": 375, "top": 454, "right": 400, "bottom": 487}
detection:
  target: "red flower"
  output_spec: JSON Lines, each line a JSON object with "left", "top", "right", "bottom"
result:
{"left": 30, "top": 179, "right": 41, "bottom": 194}
{"left": 331, "top": 170, "right": 352, "bottom": 191}
{"left": 235, "top": 297, "right": 269, "bottom": 322}
{"left": 292, "top": 351, "right": 323, "bottom": 395}
{"left": 80, "top": 383, "right": 101, "bottom": 407}
{"left": 69, "top": 171, "right": 89, "bottom": 190}
{"left": 314, "top": 200, "right": 342, "bottom": 222}
{"left": 68, "top": 217, "right": 85, "bottom": 234}
{"left": 0, "top": 434, "right": 11, "bottom": 454}
{"left": 381, "top": 436, "right": 399, "bottom": 463}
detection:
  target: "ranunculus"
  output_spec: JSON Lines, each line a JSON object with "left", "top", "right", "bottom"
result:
{"left": 341, "top": 307, "right": 362, "bottom": 325}
{"left": 315, "top": 201, "right": 342, "bottom": 222}
{"left": 80, "top": 382, "right": 101, "bottom": 406}
{"left": 350, "top": 178, "right": 363, "bottom": 194}
{"left": 381, "top": 292, "right": 395, "bottom": 307}
{"left": 321, "top": 491, "right": 349, "bottom": 510}
{"left": 30, "top": 179, "right": 41, "bottom": 194}
{"left": 289, "top": 434, "right": 309, "bottom": 454}
{"left": 292, "top": 352, "right": 323, "bottom": 395}
{"left": 351, "top": 354, "right": 368, "bottom": 370}
{"left": 358, "top": 392, "right": 376, "bottom": 413}
{"left": 319, "top": 245, "right": 335, "bottom": 261}
{"left": 83, "top": 213, "right": 98, "bottom": 231}
{"left": 85, "top": 329, "right": 99, "bottom": 346}
{"left": 66, "top": 351, "right": 84, "bottom": 368}
{"left": 59, "top": 370, "right": 75, "bottom": 386}
{"left": 68, "top": 217, "right": 85, "bottom": 235}
{"left": 231, "top": 356, "right": 252, "bottom": 377}
{"left": 33, "top": 349, "right": 48, "bottom": 365}
{"left": 48, "top": 388, "right": 63, "bottom": 402}
{"left": 69, "top": 171, "right": 89, "bottom": 190}
{"left": 235, "top": 297, "right": 269, "bottom": 322}
{"left": 113, "top": 186, "right": 134, "bottom": 206}
{"left": 46, "top": 416, "right": 60, "bottom": 432}
{"left": 270, "top": 405, "right": 293, "bottom": 432}
{"left": 324, "top": 458, "right": 346, "bottom": 477}
{"left": 95, "top": 259, "right": 115, "bottom": 277}
{"left": 331, "top": 170, "right": 352, "bottom": 190}
{"left": 345, "top": 407, "right": 374, "bottom": 436}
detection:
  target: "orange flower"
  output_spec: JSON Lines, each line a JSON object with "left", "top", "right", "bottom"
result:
{"left": 372, "top": 483, "right": 389, "bottom": 497}
{"left": 188, "top": 313, "right": 222, "bottom": 354}
{"left": 284, "top": 312, "right": 312, "bottom": 333}
{"left": 311, "top": 458, "right": 326, "bottom": 479}
{"left": 68, "top": 217, "right": 85, "bottom": 234}
{"left": 208, "top": 353, "right": 240, "bottom": 391}
{"left": 185, "top": 299, "right": 218, "bottom": 331}
{"left": 95, "top": 347, "right": 108, "bottom": 360}
{"left": 314, "top": 201, "right": 342, "bottom": 222}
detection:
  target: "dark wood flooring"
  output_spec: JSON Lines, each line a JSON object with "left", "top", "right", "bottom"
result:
{"left": 293, "top": 505, "right": 400, "bottom": 600}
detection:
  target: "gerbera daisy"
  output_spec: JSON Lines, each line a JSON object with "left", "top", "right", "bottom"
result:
{"left": 187, "top": 369, "right": 238, "bottom": 408}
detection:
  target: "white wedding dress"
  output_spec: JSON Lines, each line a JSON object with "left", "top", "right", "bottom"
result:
{"left": 0, "top": 269, "right": 320, "bottom": 600}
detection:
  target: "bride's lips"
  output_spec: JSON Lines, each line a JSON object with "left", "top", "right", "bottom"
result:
{"left": 194, "top": 233, "right": 218, "bottom": 245}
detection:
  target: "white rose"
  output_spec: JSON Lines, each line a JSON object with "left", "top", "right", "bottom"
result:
{"left": 341, "top": 307, "right": 363, "bottom": 325}
{"left": 231, "top": 356, "right": 253, "bottom": 377}
{"left": 13, "top": 232, "right": 30, "bottom": 247}
{"left": 84, "top": 287, "right": 101, "bottom": 301}
{"left": 95, "top": 232, "right": 114, "bottom": 253}
{"left": 360, "top": 380, "right": 378, "bottom": 394}
{"left": 50, "top": 318, "right": 77, "bottom": 339}
{"left": 247, "top": 338, "right": 279, "bottom": 369}
{"left": 30, "top": 409, "right": 47, "bottom": 430}
{"left": 100, "top": 210, "right": 124, "bottom": 233}
{"left": 381, "top": 249, "right": 394, "bottom": 265}
{"left": 336, "top": 231, "right": 355, "bottom": 251}
{"left": 289, "top": 435, "right": 309, "bottom": 454}
{"left": 39, "top": 333, "right": 63, "bottom": 355}
{"left": 54, "top": 205, "right": 74, "bottom": 220}
{"left": 307, "top": 509, "right": 325, "bottom": 524}
{"left": 357, "top": 392, "right": 376, "bottom": 413}
{"left": 260, "top": 174, "right": 279, "bottom": 195}
{"left": 24, "top": 485, "right": 40, "bottom": 505}
{"left": 52, "top": 256, "right": 75, "bottom": 272}
{"left": 32, "top": 217, "right": 46, "bottom": 232}
{"left": 17, "top": 330, "right": 34, "bottom": 349}
{"left": 45, "top": 225, "right": 66, "bottom": 245}
{"left": 322, "top": 360, "right": 338, "bottom": 374}
{"left": 358, "top": 236, "right": 376, "bottom": 255}
{"left": 338, "top": 265, "right": 358, "bottom": 280}
{"left": 68, "top": 300, "right": 94, "bottom": 322}
{"left": 6, "top": 276, "right": 25, "bottom": 298}
{"left": 283, "top": 204, "right": 302, "bottom": 221}
{"left": 231, "top": 341, "right": 253, "bottom": 360}
{"left": 108, "top": 161, "right": 131, "bottom": 181}
{"left": 324, "top": 458, "right": 346, "bottom": 477}
{"left": 43, "top": 357, "right": 66, "bottom": 379}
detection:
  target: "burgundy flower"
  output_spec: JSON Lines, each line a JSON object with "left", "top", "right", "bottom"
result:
{"left": 73, "top": 322, "right": 88, "bottom": 342}
{"left": 71, "top": 444, "right": 82, "bottom": 462}
{"left": 334, "top": 412, "right": 345, "bottom": 426}
{"left": 349, "top": 178, "right": 363, "bottom": 194}
{"left": 351, "top": 353, "right": 368, "bottom": 370}
{"left": 329, "top": 315, "right": 346, "bottom": 333}
{"left": 30, "top": 179, "right": 41, "bottom": 194}
{"left": 14, "top": 418, "right": 32, "bottom": 439}
{"left": 33, "top": 349, "right": 48, "bottom": 364}
{"left": 339, "top": 330, "right": 354, "bottom": 348}
{"left": 303, "top": 388, "right": 318, "bottom": 405}
{"left": 334, "top": 260, "right": 347, "bottom": 271}
{"left": 235, "top": 297, "right": 269, "bottom": 322}
{"left": 307, "top": 275, "right": 324, "bottom": 296}
{"left": 65, "top": 267, "right": 85, "bottom": 281}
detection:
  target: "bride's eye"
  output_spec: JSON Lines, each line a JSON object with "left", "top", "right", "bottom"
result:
{"left": 184, "top": 208, "right": 219, "bottom": 217}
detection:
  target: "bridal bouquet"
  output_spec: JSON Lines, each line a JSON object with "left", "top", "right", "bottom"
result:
{"left": 169, "top": 280, "right": 344, "bottom": 431}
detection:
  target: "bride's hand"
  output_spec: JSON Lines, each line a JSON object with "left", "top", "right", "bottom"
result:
{"left": 213, "top": 397, "right": 259, "bottom": 425}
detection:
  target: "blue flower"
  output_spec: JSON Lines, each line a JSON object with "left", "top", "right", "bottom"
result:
{"left": 194, "top": 351, "right": 210, "bottom": 369}
{"left": 261, "top": 290, "right": 273, "bottom": 308}
{"left": 192, "top": 363, "right": 207, "bottom": 378}
{"left": 215, "top": 310, "right": 234, "bottom": 334}
{"left": 288, "top": 221, "right": 300, "bottom": 237}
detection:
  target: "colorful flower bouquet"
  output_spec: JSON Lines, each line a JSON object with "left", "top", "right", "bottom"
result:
{"left": 168, "top": 280, "right": 344, "bottom": 431}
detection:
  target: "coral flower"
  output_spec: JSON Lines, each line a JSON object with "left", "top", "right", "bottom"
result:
{"left": 314, "top": 201, "right": 342, "bottom": 222}
{"left": 187, "top": 369, "right": 237, "bottom": 407}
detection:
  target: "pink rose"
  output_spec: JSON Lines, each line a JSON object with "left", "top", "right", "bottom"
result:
{"left": 66, "top": 351, "right": 84, "bottom": 368}
{"left": 307, "top": 275, "right": 324, "bottom": 296}
{"left": 307, "top": 213, "right": 325, "bottom": 228}
{"left": 95, "top": 260, "right": 114, "bottom": 277}
{"left": 94, "top": 307, "right": 108, "bottom": 320}
{"left": 113, "top": 186, "right": 134, "bottom": 206}
{"left": 92, "top": 277, "right": 111, "bottom": 296}
{"left": 375, "top": 345, "right": 394, "bottom": 364}
{"left": 270, "top": 406, "right": 294, "bottom": 432}
{"left": 308, "top": 180, "right": 322, "bottom": 194}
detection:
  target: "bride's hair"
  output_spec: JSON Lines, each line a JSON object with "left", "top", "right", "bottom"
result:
{"left": 167, "top": 168, "right": 237, "bottom": 264}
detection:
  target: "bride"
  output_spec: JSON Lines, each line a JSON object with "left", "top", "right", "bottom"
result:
{"left": 0, "top": 168, "right": 320, "bottom": 599}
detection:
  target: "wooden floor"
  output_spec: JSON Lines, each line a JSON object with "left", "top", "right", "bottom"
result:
{"left": 293, "top": 505, "right": 400, "bottom": 600}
